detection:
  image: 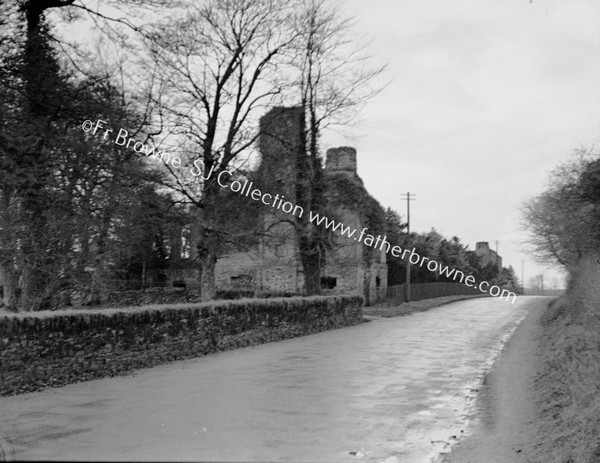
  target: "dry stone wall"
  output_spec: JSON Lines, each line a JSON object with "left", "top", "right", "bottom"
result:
{"left": 0, "top": 295, "right": 364, "bottom": 396}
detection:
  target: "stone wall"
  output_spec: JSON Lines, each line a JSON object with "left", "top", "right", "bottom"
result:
{"left": 326, "top": 147, "right": 357, "bottom": 173}
{"left": 0, "top": 295, "right": 364, "bottom": 396}
{"left": 103, "top": 287, "right": 202, "bottom": 307}
{"left": 475, "top": 241, "right": 503, "bottom": 269}
{"left": 211, "top": 107, "right": 387, "bottom": 303}
{"left": 257, "top": 106, "right": 304, "bottom": 199}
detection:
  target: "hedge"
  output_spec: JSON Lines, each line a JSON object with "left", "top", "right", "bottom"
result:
{"left": 0, "top": 295, "right": 364, "bottom": 396}
{"left": 97, "top": 287, "right": 302, "bottom": 309}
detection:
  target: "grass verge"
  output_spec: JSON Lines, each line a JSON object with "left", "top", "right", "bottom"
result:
{"left": 533, "top": 258, "right": 600, "bottom": 463}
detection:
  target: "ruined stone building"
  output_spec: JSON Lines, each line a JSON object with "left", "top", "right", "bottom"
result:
{"left": 0, "top": 107, "right": 388, "bottom": 308}
{"left": 475, "top": 241, "right": 503, "bottom": 269}
{"left": 214, "top": 107, "right": 388, "bottom": 304}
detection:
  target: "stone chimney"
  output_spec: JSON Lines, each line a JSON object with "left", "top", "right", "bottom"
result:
{"left": 326, "top": 147, "right": 357, "bottom": 174}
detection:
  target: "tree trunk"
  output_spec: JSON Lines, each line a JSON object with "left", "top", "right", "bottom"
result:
{"left": 294, "top": 105, "right": 327, "bottom": 296}
{"left": 17, "top": 1, "right": 57, "bottom": 311}
{"left": 20, "top": 263, "right": 40, "bottom": 311}
{"left": 300, "top": 244, "right": 321, "bottom": 296}
{"left": 0, "top": 190, "right": 18, "bottom": 310}
{"left": 89, "top": 256, "right": 105, "bottom": 306}
{"left": 363, "top": 266, "right": 372, "bottom": 306}
{"left": 1, "top": 265, "right": 17, "bottom": 310}
{"left": 141, "top": 255, "right": 146, "bottom": 290}
{"left": 200, "top": 253, "right": 217, "bottom": 301}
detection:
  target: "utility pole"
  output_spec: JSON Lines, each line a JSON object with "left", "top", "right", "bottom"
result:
{"left": 521, "top": 260, "right": 525, "bottom": 295}
{"left": 493, "top": 240, "right": 500, "bottom": 267}
{"left": 401, "top": 192, "right": 416, "bottom": 302}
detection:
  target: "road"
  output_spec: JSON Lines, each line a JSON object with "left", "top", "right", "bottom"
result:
{"left": 0, "top": 297, "right": 546, "bottom": 462}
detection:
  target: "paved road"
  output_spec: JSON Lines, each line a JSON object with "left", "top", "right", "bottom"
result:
{"left": 0, "top": 297, "right": 545, "bottom": 462}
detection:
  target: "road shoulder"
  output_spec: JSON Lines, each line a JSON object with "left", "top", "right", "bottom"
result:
{"left": 441, "top": 297, "right": 549, "bottom": 463}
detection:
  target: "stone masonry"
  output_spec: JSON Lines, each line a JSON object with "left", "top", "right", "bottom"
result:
{"left": 215, "top": 107, "right": 387, "bottom": 305}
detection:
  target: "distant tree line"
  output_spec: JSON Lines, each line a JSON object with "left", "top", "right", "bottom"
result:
{"left": 384, "top": 208, "right": 520, "bottom": 288}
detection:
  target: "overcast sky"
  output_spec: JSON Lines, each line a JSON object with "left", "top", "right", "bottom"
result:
{"left": 55, "top": 0, "right": 598, "bottom": 288}
{"left": 322, "top": 0, "right": 600, "bottom": 288}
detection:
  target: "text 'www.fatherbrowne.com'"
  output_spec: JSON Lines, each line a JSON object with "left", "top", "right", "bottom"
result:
{"left": 307, "top": 211, "right": 516, "bottom": 303}
{"left": 81, "top": 118, "right": 516, "bottom": 304}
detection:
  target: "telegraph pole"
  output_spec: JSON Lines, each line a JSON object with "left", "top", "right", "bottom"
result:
{"left": 401, "top": 192, "right": 416, "bottom": 302}
{"left": 493, "top": 240, "right": 500, "bottom": 267}
{"left": 521, "top": 260, "right": 525, "bottom": 295}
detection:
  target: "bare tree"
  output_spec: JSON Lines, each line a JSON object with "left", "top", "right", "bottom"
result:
{"left": 0, "top": 0, "right": 172, "bottom": 310}
{"left": 142, "top": 0, "right": 298, "bottom": 300}
{"left": 521, "top": 147, "right": 600, "bottom": 271}
{"left": 289, "top": 0, "right": 386, "bottom": 295}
